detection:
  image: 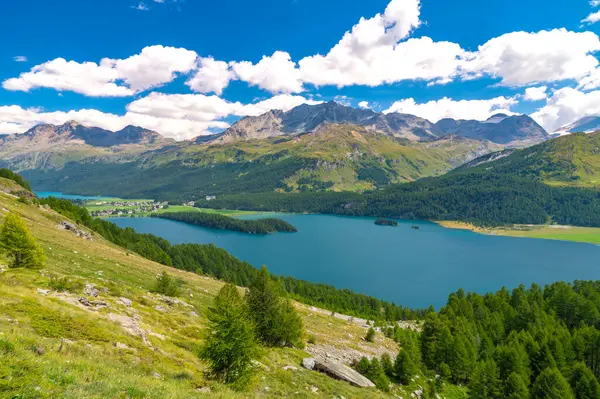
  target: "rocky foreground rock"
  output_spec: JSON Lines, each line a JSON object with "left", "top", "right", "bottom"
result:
{"left": 302, "top": 357, "right": 375, "bottom": 388}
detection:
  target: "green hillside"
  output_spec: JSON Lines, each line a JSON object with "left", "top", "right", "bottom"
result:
{"left": 26, "top": 124, "right": 500, "bottom": 201}
{"left": 457, "top": 131, "right": 600, "bottom": 187}
{"left": 0, "top": 180, "right": 454, "bottom": 398}
{"left": 3, "top": 174, "right": 600, "bottom": 398}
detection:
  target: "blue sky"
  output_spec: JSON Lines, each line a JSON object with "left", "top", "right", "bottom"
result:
{"left": 1, "top": 0, "right": 599, "bottom": 139}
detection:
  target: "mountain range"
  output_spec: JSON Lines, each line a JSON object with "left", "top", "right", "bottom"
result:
{"left": 215, "top": 101, "right": 548, "bottom": 146}
{"left": 0, "top": 102, "right": 559, "bottom": 199}
{"left": 0, "top": 122, "right": 174, "bottom": 171}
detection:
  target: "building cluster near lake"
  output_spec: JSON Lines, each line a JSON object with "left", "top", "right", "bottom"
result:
{"left": 89, "top": 200, "right": 169, "bottom": 217}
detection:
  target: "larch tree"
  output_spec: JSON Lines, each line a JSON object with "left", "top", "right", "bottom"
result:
{"left": 0, "top": 212, "right": 45, "bottom": 269}
{"left": 199, "top": 283, "right": 259, "bottom": 386}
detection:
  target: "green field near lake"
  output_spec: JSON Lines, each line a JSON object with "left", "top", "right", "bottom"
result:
{"left": 493, "top": 225, "right": 600, "bottom": 245}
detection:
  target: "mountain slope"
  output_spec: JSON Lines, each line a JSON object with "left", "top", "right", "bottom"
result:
{"left": 434, "top": 113, "right": 549, "bottom": 146}
{"left": 0, "top": 185, "right": 426, "bottom": 398}
{"left": 26, "top": 123, "right": 502, "bottom": 200}
{"left": 457, "top": 131, "right": 600, "bottom": 187}
{"left": 0, "top": 122, "right": 175, "bottom": 170}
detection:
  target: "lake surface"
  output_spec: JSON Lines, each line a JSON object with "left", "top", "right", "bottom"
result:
{"left": 35, "top": 191, "right": 111, "bottom": 201}
{"left": 108, "top": 214, "right": 600, "bottom": 309}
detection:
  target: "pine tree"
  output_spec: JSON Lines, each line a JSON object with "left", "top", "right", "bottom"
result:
{"left": 531, "top": 368, "right": 574, "bottom": 399}
{"left": 367, "top": 358, "right": 390, "bottom": 392}
{"left": 570, "top": 362, "right": 600, "bottom": 399}
{"left": 394, "top": 350, "right": 417, "bottom": 384}
{"left": 380, "top": 353, "right": 394, "bottom": 378}
{"left": 0, "top": 212, "right": 44, "bottom": 269}
{"left": 365, "top": 327, "right": 375, "bottom": 343}
{"left": 504, "top": 372, "right": 529, "bottom": 399}
{"left": 246, "top": 266, "right": 302, "bottom": 346}
{"left": 468, "top": 360, "right": 501, "bottom": 399}
{"left": 199, "top": 283, "right": 259, "bottom": 386}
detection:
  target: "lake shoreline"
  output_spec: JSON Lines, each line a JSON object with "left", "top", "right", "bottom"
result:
{"left": 435, "top": 220, "right": 600, "bottom": 246}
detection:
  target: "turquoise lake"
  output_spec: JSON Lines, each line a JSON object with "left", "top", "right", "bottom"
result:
{"left": 107, "top": 214, "right": 600, "bottom": 309}
{"left": 36, "top": 191, "right": 111, "bottom": 201}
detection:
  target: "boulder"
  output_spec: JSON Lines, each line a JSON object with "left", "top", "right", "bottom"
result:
{"left": 303, "top": 356, "right": 375, "bottom": 388}
{"left": 302, "top": 358, "right": 316, "bottom": 370}
{"left": 118, "top": 297, "right": 133, "bottom": 307}
{"left": 84, "top": 283, "right": 99, "bottom": 298}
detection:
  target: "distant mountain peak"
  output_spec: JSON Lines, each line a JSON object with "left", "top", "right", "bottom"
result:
{"left": 10, "top": 122, "right": 173, "bottom": 148}
{"left": 555, "top": 115, "right": 600, "bottom": 134}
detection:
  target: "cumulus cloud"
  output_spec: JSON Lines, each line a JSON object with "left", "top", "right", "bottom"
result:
{"left": 531, "top": 87, "right": 600, "bottom": 132}
{"left": 191, "top": 0, "right": 466, "bottom": 93}
{"left": 13, "top": 56, "right": 27, "bottom": 62}
{"left": 3, "top": 45, "right": 198, "bottom": 97}
{"left": 461, "top": 29, "right": 600, "bottom": 86}
{"left": 524, "top": 86, "right": 548, "bottom": 101}
{"left": 583, "top": 10, "right": 600, "bottom": 25}
{"left": 0, "top": 94, "right": 321, "bottom": 140}
{"left": 231, "top": 51, "right": 304, "bottom": 93}
{"left": 578, "top": 68, "right": 600, "bottom": 90}
{"left": 358, "top": 101, "right": 371, "bottom": 109}
{"left": 182, "top": 3, "right": 600, "bottom": 94}
{"left": 186, "top": 57, "right": 233, "bottom": 95}
{"left": 384, "top": 96, "right": 517, "bottom": 122}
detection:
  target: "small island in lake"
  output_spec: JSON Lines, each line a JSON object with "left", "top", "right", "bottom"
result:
{"left": 154, "top": 211, "right": 297, "bottom": 234}
{"left": 375, "top": 218, "right": 398, "bottom": 227}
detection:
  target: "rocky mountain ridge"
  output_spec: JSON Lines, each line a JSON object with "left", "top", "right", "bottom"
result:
{"left": 217, "top": 102, "right": 548, "bottom": 147}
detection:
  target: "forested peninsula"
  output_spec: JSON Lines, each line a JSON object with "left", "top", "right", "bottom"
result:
{"left": 152, "top": 211, "right": 297, "bottom": 234}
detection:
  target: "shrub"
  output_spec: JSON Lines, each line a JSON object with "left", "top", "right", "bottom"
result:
{"left": 0, "top": 339, "right": 15, "bottom": 354}
{"left": 365, "top": 327, "right": 375, "bottom": 343}
{"left": 49, "top": 276, "right": 84, "bottom": 293}
{"left": 151, "top": 272, "right": 180, "bottom": 297}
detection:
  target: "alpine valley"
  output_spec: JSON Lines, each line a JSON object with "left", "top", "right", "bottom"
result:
{"left": 4, "top": 102, "right": 551, "bottom": 201}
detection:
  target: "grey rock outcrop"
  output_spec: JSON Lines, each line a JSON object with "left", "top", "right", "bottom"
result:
{"left": 302, "top": 357, "right": 375, "bottom": 388}
{"left": 58, "top": 221, "right": 93, "bottom": 240}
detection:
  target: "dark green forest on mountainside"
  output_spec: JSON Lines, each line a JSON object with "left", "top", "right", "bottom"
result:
{"left": 196, "top": 173, "right": 600, "bottom": 227}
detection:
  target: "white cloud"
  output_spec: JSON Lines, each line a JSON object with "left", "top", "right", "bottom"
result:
{"left": 583, "top": 10, "right": 600, "bottom": 25}
{"left": 578, "top": 68, "right": 600, "bottom": 90}
{"left": 0, "top": 94, "right": 321, "bottom": 140}
{"left": 591, "top": 0, "right": 600, "bottom": 6}
{"left": 3, "top": 45, "right": 198, "bottom": 97}
{"left": 461, "top": 29, "right": 600, "bottom": 86}
{"left": 131, "top": 2, "right": 149, "bottom": 11}
{"left": 194, "top": 0, "right": 465, "bottom": 93}
{"left": 358, "top": 101, "right": 370, "bottom": 109}
{"left": 531, "top": 87, "right": 600, "bottom": 132}
{"left": 108, "top": 45, "right": 198, "bottom": 92}
{"left": 230, "top": 51, "right": 304, "bottom": 93}
{"left": 384, "top": 96, "right": 517, "bottom": 122}
{"left": 176, "top": 3, "right": 600, "bottom": 95}
{"left": 13, "top": 56, "right": 27, "bottom": 62}
{"left": 186, "top": 57, "right": 233, "bottom": 95}
{"left": 524, "top": 86, "right": 548, "bottom": 101}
